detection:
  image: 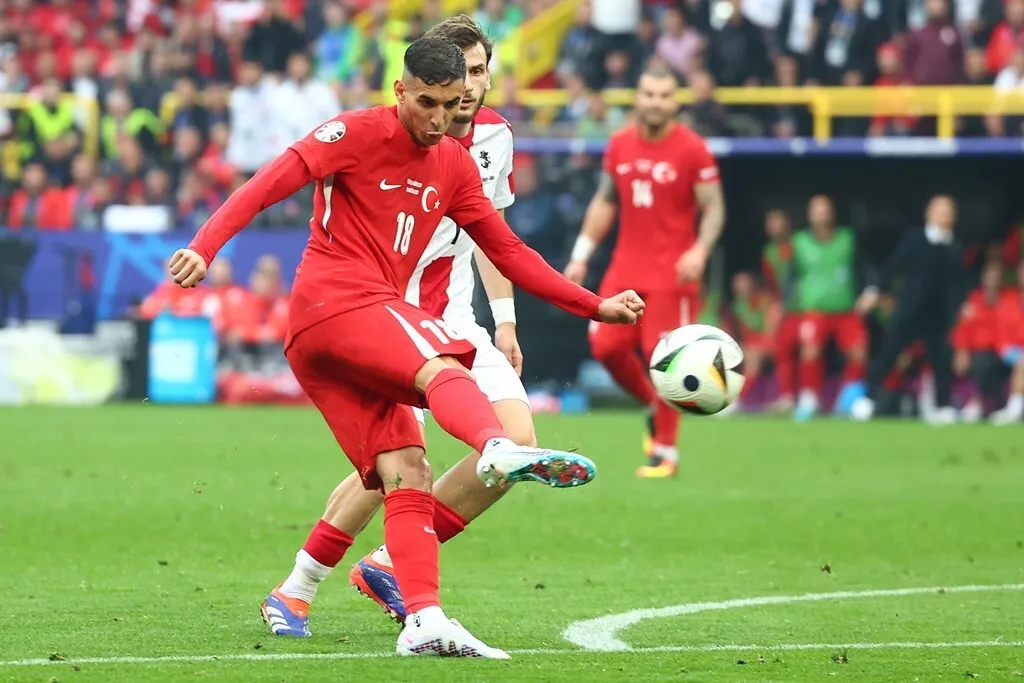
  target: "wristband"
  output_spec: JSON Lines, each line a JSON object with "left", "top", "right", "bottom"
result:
{"left": 570, "top": 235, "right": 595, "bottom": 264}
{"left": 490, "top": 297, "right": 516, "bottom": 326}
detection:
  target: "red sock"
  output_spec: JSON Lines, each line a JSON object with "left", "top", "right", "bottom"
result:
{"left": 775, "top": 352, "right": 795, "bottom": 398}
{"left": 383, "top": 489, "right": 440, "bottom": 614}
{"left": 882, "top": 369, "right": 903, "bottom": 391}
{"left": 425, "top": 369, "right": 507, "bottom": 454}
{"left": 740, "top": 372, "right": 758, "bottom": 400}
{"left": 652, "top": 401, "right": 679, "bottom": 449}
{"left": 596, "top": 349, "right": 659, "bottom": 406}
{"left": 842, "top": 359, "right": 865, "bottom": 383}
{"left": 799, "top": 357, "right": 824, "bottom": 394}
{"left": 302, "top": 519, "right": 354, "bottom": 568}
{"left": 433, "top": 499, "right": 468, "bottom": 543}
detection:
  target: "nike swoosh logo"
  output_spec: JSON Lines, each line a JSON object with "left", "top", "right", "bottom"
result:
{"left": 380, "top": 180, "right": 401, "bottom": 191}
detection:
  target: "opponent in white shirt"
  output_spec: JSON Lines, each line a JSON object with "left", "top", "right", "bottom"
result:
{"left": 263, "top": 20, "right": 541, "bottom": 649}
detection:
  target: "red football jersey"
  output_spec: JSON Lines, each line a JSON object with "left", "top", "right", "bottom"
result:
{"left": 603, "top": 122, "right": 719, "bottom": 292}
{"left": 286, "top": 106, "right": 497, "bottom": 340}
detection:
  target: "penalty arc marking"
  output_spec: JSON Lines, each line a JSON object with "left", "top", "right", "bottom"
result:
{"left": 562, "top": 582, "right": 1024, "bottom": 652}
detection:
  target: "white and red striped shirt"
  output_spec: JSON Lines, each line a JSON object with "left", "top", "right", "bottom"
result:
{"left": 406, "top": 107, "right": 516, "bottom": 328}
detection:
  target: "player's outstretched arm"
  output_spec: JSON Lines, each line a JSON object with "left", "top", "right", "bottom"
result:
{"left": 474, "top": 211, "right": 522, "bottom": 373}
{"left": 463, "top": 211, "right": 643, "bottom": 324}
{"left": 184, "top": 150, "right": 313, "bottom": 269}
{"left": 564, "top": 171, "right": 619, "bottom": 284}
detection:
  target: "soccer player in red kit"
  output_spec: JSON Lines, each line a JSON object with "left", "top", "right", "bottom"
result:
{"left": 564, "top": 64, "right": 725, "bottom": 479}
{"left": 169, "top": 37, "right": 644, "bottom": 658}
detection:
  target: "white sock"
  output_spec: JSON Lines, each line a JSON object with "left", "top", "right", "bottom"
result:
{"left": 1007, "top": 393, "right": 1024, "bottom": 415}
{"left": 409, "top": 605, "right": 447, "bottom": 628}
{"left": 652, "top": 444, "right": 679, "bottom": 464}
{"left": 797, "top": 389, "right": 819, "bottom": 410}
{"left": 371, "top": 544, "right": 392, "bottom": 567}
{"left": 482, "top": 437, "right": 517, "bottom": 455}
{"left": 278, "top": 549, "right": 332, "bottom": 603}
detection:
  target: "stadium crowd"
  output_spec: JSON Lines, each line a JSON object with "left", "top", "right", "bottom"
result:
{"left": 0, "top": 0, "right": 1022, "bottom": 421}
{"left": 1, "top": 0, "right": 1023, "bottom": 231}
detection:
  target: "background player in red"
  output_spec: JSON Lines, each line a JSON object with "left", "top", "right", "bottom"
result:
{"left": 951, "top": 261, "right": 1007, "bottom": 422}
{"left": 168, "top": 37, "right": 644, "bottom": 658}
{"left": 761, "top": 209, "right": 801, "bottom": 413}
{"left": 563, "top": 64, "right": 725, "bottom": 479}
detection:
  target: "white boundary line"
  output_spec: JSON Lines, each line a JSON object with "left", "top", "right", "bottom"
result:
{"left": 2, "top": 640, "right": 1022, "bottom": 668}
{"left": 563, "top": 583, "right": 1024, "bottom": 651}
{"left": 3, "top": 583, "right": 1022, "bottom": 667}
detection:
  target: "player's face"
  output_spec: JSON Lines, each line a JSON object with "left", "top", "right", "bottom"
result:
{"left": 395, "top": 75, "right": 465, "bottom": 147}
{"left": 807, "top": 196, "right": 834, "bottom": 233}
{"left": 635, "top": 74, "right": 679, "bottom": 131}
{"left": 456, "top": 42, "right": 490, "bottom": 125}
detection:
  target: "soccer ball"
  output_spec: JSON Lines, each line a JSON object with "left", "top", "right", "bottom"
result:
{"left": 649, "top": 324, "right": 745, "bottom": 415}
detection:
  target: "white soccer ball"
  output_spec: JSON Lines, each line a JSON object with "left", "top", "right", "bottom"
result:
{"left": 649, "top": 324, "right": 745, "bottom": 415}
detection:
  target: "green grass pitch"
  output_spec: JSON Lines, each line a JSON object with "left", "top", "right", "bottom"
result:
{"left": 2, "top": 406, "right": 1023, "bottom": 681}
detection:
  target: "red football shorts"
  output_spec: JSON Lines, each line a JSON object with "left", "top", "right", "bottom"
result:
{"left": 590, "top": 276, "right": 702, "bottom": 360}
{"left": 285, "top": 299, "right": 478, "bottom": 490}
{"left": 799, "top": 311, "right": 867, "bottom": 352}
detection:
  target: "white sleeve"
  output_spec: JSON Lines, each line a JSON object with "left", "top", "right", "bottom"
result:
{"left": 491, "top": 134, "right": 515, "bottom": 210}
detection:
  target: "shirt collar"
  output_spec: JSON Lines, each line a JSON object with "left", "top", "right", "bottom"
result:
{"left": 924, "top": 223, "right": 953, "bottom": 245}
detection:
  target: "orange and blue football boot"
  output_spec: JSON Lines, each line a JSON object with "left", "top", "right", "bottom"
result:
{"left": 349, "top": 546, "right": 406, "bottom": 623}
{"left": 260, "top": 585, "right": 311, "bottom": 637}
{"left": 636, "top": 453, "right": 679, "bottom": 478}
{"left": 641, "top": 409, "right": 656, "bottom": 458}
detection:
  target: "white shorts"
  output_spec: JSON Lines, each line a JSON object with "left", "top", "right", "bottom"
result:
{"left": 414, "top": 322, "right": 529, "bottom": 424}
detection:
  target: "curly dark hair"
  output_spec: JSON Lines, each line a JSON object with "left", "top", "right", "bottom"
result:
{"left": 403, "top": 36, "right": 467, "bottom": 86}
{"left": 424, "top": 14, "right": 494, "bottom": 64}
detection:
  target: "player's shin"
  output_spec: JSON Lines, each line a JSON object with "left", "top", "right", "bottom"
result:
{"left": 377, "top": 448, "right": 444, "bottom": 621}
{"left": 421, "top": 365, "right": 508, "bottom": 453}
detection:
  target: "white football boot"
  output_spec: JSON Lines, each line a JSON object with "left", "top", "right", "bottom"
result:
{"left": 476, "top": 438, "right": 596, "bottom": 489}
{"left": 396, "top": 608, "right": 510, "bottom": 659}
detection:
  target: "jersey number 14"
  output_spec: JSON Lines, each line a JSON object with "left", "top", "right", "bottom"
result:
{"left": 631, "top": 179, "right": 654, "bottom": 208}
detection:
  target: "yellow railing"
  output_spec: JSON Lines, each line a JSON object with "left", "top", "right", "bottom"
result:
{"left": 353, "top": 0, "right": 478, "bottom": 31}
{"left": 511, "top": 0, "right": 582, "bottom": 86}
{"left": 368, "top": 85, "right": 1024, "bottom": 140}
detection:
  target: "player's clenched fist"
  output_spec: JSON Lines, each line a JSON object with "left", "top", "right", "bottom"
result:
{"left": 597, "top": 290, "right": 645, "bottom": 324}
{"left": 168, "top": 249, "right": 207, "bottom": 288}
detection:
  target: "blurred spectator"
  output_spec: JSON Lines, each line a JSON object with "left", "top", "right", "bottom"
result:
{"left": 315, "top": 1, "right": 364, "bottom": 85}
{"left": 104, "top": 136, "right": 151, "bottom": 204}
{"left": 952, "top": 260, "right": 1008, "bottom": 421}
{"left": 687, "top": 69, "right": 730, "bottom": 136}
{"left": 166, "top": 76, "right": 209, "bottom": 139}
{"left": 557, "top": 2, "right": 599, "bottom": 86}
{"left": 655, "top": 7, "right": 703, "bottom": 81}
{"left": 902, "top": 0, "right": 967, "bottom": 85}
{"left": 706, "top": 0, "right": 770, "bottom": 86}
{"left": 100, "top": 88, "right": 164, "bottom": 158}
{"left": 506, "top": 155, "right": 560, "bottom": 256}
{"left": 812, "top": 0, "right": 886, "bottom": 86}
{"left": 994, "top": 40, "right": 1024, "bottom": 88}
{"left": 767, "top": 53, "right": 811, "bottom": 138}
{"left": 577, "top": 91, "right": 626, "bottom": 137}
{"left": 590, "top": 0, "right": 644, "bottom": 88}
{"left": 7, "top": 161, "right": 68, "bottom": 230}
{"left": 870, "top": 42, "right": 915, "bottom": 137}
{"left": 65, "top": 154, "right": 103, "bottom": 230}
{"left": 985, "top": 0, "right": 1024, "bottom": 74}
{"left": 475, "top": 0, "right": 524, "bottom": 44}
{"left": 227, "top": 60, "right": 274, "bottom": 174}
{"left": 271, "top": 52, "right": 342, "bottom": 154}
{"left": 18, "top": 79, "right": 78, "bottom": 163}
{"left": 728, "top": 270, "right": 776, "bottom": 410}
{"left": 243, "top": 0, "right": 307, "bottom": 75}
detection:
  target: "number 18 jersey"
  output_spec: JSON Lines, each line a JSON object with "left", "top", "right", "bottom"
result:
{"left": 405, "top": 107, "right": 515, "bottom": 329}
{"left": 286, "top": 106, "right": 497, "bottom": 343}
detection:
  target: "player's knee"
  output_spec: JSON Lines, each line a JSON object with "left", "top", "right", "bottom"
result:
{"left": 505, "top": 419, "right": 537, "bottom": 449}
{"left": 378, "top": 446, "right": 433, "bottom": 492}
{"left": 414, "top": 356, "right": 473, "bottom": 393}
{"left": 590, "top": 335, "right": 625, "bottom": 363}
{"left": 800, "top": 344, "right": 821, "bottom": 361}
{"left": 846, "top": 344, "right": 867, "bottom": 363}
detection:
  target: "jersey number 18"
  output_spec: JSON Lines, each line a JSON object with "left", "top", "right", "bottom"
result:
{"left": 394, "top": 212, "right": 415, "bottom": 255}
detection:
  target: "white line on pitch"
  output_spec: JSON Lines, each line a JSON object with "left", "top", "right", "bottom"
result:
{"left": 1, "top": 640, "right": 1022, "bottom": 667}
{"left": 563, "top": 583, "right": 1024, "bottom": 652}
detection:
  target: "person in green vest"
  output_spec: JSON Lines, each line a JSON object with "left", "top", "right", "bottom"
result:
{"left": 790, "top": 195, "right": 868, "bottom": 421}
{"left": 16, "top": 78, "right": 79, "bottom": 164}
{"left": 761, "top": 208, "right": 800, "bottom": 412}
{"left": 728, "top": 271, "right": 778, "bottom": 412}
{"left": 100, "top": 89, "right": 165, "bottom": 159}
